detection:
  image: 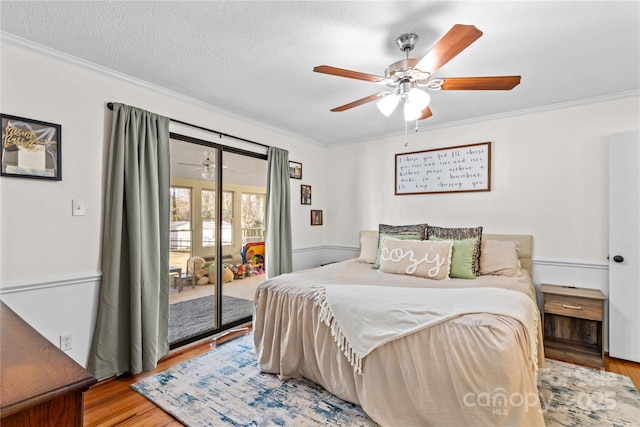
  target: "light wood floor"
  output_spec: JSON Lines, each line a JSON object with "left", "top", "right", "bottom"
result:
{"left": 83, "top": 337, "right": 640, "bottom": 426}
{"left": 83, "top": 326, "right": 253, "bottom": 427}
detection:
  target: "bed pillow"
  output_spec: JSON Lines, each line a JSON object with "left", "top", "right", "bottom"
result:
{"left": 373, "top": 233, "right": 423, "bottom": 268}
{"left": 426, "top": 225, "right": 483, "bottom": 274}
{"left": 355, "top": 233, "right": 379, "bottom": 264}
{"left": 379, "top": 223, "right": 428, "bottom": 240}
{"left": 428, "top": 236, "right": 477, "bottom": 279}
{"left": 378, "top": 236, "right": 453, "bottom": 280}
{"left": 479, "top": 239, "right": 520, "bottom": 276}
{"left": 373, "top": 223, "right": 428, "bottom": 269}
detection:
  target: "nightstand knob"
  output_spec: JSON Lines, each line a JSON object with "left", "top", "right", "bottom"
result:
{"left": 613, "top": 255, "right": 624, "bottom": 263}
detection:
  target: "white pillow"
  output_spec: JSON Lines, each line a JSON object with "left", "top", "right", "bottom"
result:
{"left": 355, "top": 233, "right": 379, "bottom": 264}
{"left": 378, "top": 237, "right": 453, "bottom": 280}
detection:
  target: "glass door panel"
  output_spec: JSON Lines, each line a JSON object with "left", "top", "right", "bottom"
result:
{"left": 168, "top": 139, "right": 219, "bottom": 346}
{"left": 221, "top": 151, "right": 267, "bottom": 327}
{"left": 201, "top": 189, "right": 216, "bottom": 248}
{"left": 168, "top": 137, "right": 267, "bottom": 347}
{"left": 169, "top": 186, "right": 192, "bottom": 271}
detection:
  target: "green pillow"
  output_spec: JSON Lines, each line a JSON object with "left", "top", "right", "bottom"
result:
{"left": 373, "top": 233, "right": 422, "bottom": 269}
{"left": 429, "top": 236, "right": 478, "bottom": 279}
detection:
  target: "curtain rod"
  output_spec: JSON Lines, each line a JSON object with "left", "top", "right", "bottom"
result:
{"left": 106, "top": 102, "right": 270, "bottom": 149}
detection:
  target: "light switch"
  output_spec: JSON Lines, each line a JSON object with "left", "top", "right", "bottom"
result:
{"left": 72, "top": 199, "right": 86, "bottom": 216}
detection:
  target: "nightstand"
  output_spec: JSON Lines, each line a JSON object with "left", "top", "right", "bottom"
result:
{"left": 541, "top": 284, "right": 607, "bottom": 368}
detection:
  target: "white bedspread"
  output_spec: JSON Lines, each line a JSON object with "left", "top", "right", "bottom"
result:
{"left": 313, "top": 285, "right": 539, "bottom": 375}
{"left": 254, "top": 260, "right": 546, "bottom": 426}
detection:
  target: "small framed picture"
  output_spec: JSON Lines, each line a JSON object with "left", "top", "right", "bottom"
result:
{"left": 289, "top": 161, "right": 302, "bottom": 179}
{"left": 1, "top": 114, "right": 62, "bottom": 180}
{"left": 311, "top": 209, "right": 323, "bottom": 226}
{"left": 301, "top": 184, "right": 311, "bottom": 205}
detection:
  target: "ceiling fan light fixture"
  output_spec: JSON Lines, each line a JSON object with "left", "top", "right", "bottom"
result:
{"left": 201, "top": 164, "right": 214, "bottom": 180}
{"left": 403, "top": 88, "right": 430, "bottom": 121}
{"left": 407, "top": 87, "right": 431, "bottom": 109}
{"left": 403, "top": 101, "right": 422, "bottom": 121}
{"left": 376, "top": 93, "right": 400, "bottom": 117}
{"left": 314, "top": 24, "right": 520, "bottom": 125}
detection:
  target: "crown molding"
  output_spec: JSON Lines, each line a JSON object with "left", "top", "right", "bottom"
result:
{"left": 0, "top": 31, "right": 323, "bottom": 147}
{"left": 325, "top": 90, "right": 640, "bottom": 147}
{"left": 3, "top": 31, "right": 637, "bottom": 150}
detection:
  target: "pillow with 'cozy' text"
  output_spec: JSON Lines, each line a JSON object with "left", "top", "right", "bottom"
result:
{"left": 378, "top": 236, "right": 453, "bottom": 280}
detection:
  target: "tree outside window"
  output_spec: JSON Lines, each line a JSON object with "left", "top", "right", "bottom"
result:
{"left": 241, "top": 193, "right": 265, "bottom": 244}
{"left": 170, "top": 187, "right": 191, "bottom": 252}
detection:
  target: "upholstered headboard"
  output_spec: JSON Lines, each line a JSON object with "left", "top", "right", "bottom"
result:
{"left": 359, "top": 231, "right": 533, "bottom": 278}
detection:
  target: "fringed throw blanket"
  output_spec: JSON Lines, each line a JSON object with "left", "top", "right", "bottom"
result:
{"left": 313, "top": 285, "right": 539, "bottom": 375}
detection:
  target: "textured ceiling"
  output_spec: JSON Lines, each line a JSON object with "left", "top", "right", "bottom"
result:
{"left": 1, "top": 1, "right": 639, "bottom": 146}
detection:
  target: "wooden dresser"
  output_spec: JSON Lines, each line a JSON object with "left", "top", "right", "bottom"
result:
{"left": 0, "top": 301, "right": 96, "bottom": 426}
{"left": 541, "top": 283, "right": 607, "bottom": 368}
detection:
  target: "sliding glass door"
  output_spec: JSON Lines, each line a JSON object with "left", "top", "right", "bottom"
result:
{"left": 168, "top": 136, "right": 266, "bottom": 348}
{"left": 220, "top": 152, "right": 267, "bottom": 329}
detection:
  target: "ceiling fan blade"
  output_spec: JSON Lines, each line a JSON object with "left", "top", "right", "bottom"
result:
{"left": 314, "top": 65, "right": 386, "bottom": 83}
{"left": 418, "top": 106, "right": 433, "bottom": 120}
{"left": 330, "top": 93, "right": 383, "bottom": 112}
{"left": 177, "top": 162, "right": 201, "bottom": 167}
{"left": 440, "top": 76, "right": 521, "bottom": 90}
{"left": 414, "top": 24, "right": 483, "bottom": 75}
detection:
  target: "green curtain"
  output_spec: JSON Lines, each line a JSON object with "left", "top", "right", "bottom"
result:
{"left": 88, "top": 103, "right": 170, "bottom": 379}
{"left": 265, "top": 146, "right": 292, "bottom": 278}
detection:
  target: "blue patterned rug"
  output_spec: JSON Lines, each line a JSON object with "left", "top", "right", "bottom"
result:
{"left": 132, "top": 334, "right": 640, "bottom": 426}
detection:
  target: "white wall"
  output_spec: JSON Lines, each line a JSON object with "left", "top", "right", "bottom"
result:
{"left": 324, "top": 95, "right": 639, "bottom": 349}
{"left": 0, "top": 37, "right": 326, "bottom": 366}
{"left": 325, "top": 96, "right": 640, "bottom": 263}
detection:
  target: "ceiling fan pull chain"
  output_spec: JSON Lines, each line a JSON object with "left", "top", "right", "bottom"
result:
{"left": 404, "top": 120, "right": 409, "bottom": 147}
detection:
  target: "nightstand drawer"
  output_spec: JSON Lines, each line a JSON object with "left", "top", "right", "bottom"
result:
{"left": 544, "top": 294, "right": 603, "bottom": 321}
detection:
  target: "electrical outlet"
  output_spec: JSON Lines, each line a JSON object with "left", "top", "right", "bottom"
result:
{"left": 60, "top": 334, "right": 73, "bottom": 351}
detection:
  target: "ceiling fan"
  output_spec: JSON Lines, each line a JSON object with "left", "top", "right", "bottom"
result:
{"left": 313, "top": 24, "right": 521, "bottom": 121}
{"left": 177, "top": 150, "right": 225, "bottom": 179}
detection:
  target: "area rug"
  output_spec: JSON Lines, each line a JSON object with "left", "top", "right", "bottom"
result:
{"left": 539, "top": 358, "right": 640, "bottom": 426}
{"left": 133, "top": 334, "right": 640, "bottom": 426}
{"left": 169, "top": 296, "right": 254, "bottom": 344}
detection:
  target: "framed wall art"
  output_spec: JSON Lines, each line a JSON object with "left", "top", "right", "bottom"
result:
{"left": 311, "top": 209, "right": 323, "bottom": 226}
{"left": 301, "top": 184, "right": 311, "bottom": 205}
{"left": 395, "top": 142, "right": 490, "bottom": 195}
{"left": 289, "top": 161, "right": 302, "bottom": 179}
{"left": 1, "top": 114, "right": 62, "bottom": 180}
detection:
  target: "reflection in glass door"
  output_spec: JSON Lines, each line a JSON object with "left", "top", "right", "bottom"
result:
{"left": 221, "top": 151, "right": 267, "bottom": 328}
{"left": 168, "top": 140, "right": 221, "bottom": 347}
{"left": 168, "top": 137, "right": 266, "bottom": 348}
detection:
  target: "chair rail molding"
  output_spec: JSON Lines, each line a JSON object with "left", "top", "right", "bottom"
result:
{"left": 0, "top": 271, "right": 102, "bottom": 294}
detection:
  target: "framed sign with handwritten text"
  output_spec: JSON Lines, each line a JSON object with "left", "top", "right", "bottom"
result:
{"left": 395, "top": 142, "right": 491, "bottom": 195}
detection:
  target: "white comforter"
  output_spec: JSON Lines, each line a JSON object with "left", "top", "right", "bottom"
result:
{"left": 313, "top": 285, "right": 539, "bottom": 376}
{"left": 254, "top": 260, "right": 546, "bottom": 426}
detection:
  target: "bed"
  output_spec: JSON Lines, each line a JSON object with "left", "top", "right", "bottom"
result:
{"left": 253, "top": 230, "right": 545, "bottom": 426}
